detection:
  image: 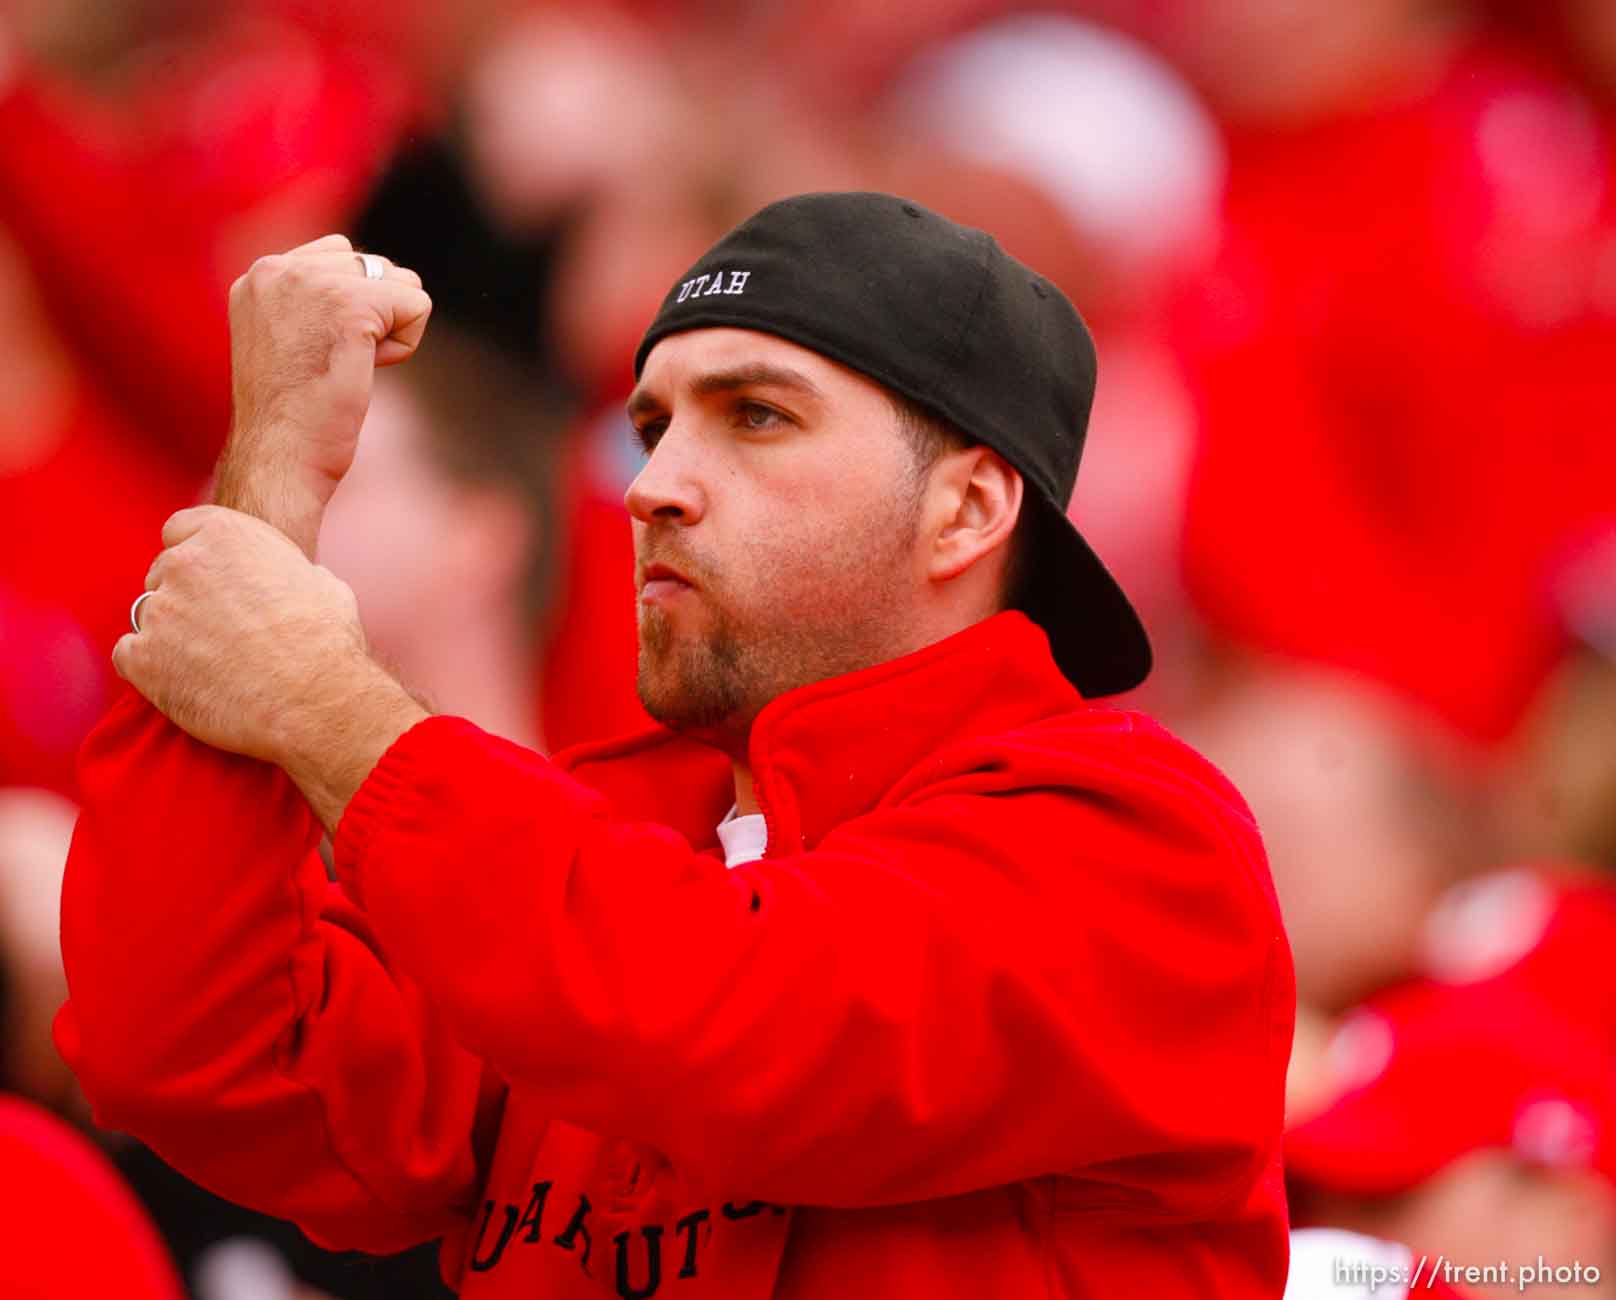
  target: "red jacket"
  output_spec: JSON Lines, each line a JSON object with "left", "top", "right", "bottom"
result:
{"left": 57, "top": 612, "right": 1294, "bottom": 1297}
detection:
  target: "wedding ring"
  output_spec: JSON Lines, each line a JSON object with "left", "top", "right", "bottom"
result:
{"left": 130, "top": 591, "right": 156, "bottom": 634}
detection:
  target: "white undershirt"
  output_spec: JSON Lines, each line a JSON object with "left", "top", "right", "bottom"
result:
{"left": 716, "top": 805, "right": 768, "bottom": 868}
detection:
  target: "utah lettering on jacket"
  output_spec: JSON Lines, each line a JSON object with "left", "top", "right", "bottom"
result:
{"left": 467, "top": 1179, "right": 785, "bottom": 1297}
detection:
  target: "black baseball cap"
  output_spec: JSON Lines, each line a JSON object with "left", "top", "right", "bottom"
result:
{"left": 633, "top": 191, "right": 1152, "bottom": 698}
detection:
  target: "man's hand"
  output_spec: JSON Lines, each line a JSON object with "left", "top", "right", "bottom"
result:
{"left": 114, "top": 506, "right": 428, "bottom": 831}
{"left": 214, "top": 234, "right": 432, "bottom": 557}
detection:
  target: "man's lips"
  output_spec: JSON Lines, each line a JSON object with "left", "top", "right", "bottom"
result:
{"left": 637, "top": 562, "right": 697, "bottom": 600}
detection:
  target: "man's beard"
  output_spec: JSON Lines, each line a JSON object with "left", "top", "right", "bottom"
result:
{"left": 636, "top": 598, "right": 750, "bottom": 733}
{"left": 635, "top": 569, "right": 915, "bottom": 739}
{"left": 635, "top": 489, "right": 925, "bottom": 737}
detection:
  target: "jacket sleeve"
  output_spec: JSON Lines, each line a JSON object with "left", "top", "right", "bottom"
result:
{"left": 54, "top": 692, "right": 489, "bottom": 1253}
{"left": 336, "top": 715, "right": 1294, "bottom": 1213}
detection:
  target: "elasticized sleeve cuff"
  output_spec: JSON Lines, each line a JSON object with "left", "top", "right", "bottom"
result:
{"left": 332, "top": 713, "right": 458, "bottom": 909}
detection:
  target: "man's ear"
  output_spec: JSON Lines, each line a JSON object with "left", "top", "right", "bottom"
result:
{"left": 925, "top": 446, "right": 1023, "bottom": 585}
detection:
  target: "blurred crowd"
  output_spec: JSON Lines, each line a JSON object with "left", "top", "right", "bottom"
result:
{"left": 0, "top": 0, "right": 1612, "bottom": 1296}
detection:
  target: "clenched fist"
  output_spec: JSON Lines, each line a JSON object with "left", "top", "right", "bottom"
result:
{"left": 215, "top": 234, "right": 432, "bottom": 556}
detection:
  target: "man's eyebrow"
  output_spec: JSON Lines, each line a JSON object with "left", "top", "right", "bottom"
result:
{"left": 625, "top": 386, "right": 663, "bottom": 420}
{"left": 689, "top": 364, "right": 824, "bottom": 401}
{"left": 627, "top": 363, "right": 824, "bottom": 420}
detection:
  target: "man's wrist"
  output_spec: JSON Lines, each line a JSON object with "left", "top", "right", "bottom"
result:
{"left": 275, "top": 654, "right": 431, "bottom": 835}
{"left": 212, "top": 425, "right": 335, "bottom": 558}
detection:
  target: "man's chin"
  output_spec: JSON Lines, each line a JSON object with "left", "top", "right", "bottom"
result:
{"left": 637, "top": 680, "right": 729, "bottom": 734}
{"left": 635, "top": 656, "right": 751, "bottom": 740}
{"left": 635, "top": 606, "right": 755, "bottom": 732}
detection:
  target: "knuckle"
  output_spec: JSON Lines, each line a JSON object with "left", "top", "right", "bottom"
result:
{"left": 160, "top": 510, "right": 194, "bottom": 545}
{"left": 318, "top": 280, "right": 358, "bottom": 314}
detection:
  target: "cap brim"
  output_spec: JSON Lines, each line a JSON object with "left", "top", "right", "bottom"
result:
{"left": 1021, "top": 495, "right": 1152, "bottom": 698}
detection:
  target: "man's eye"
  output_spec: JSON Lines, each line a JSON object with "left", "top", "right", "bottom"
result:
{"left": 738, "top": 402, "right": 783, "bottom": 430}
{"left": 632, "top": 421, "right": 666, "bottom": 452}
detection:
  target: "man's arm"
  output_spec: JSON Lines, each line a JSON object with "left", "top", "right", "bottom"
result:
{"left": 59, "top": 234, "right": 486, "bottom": 1250}
{"left": 210, "top": 232, "right": 431, "bottom": 559}
{"left": 108, "top": 233, "right": 437, "bottom": 829}
{"left": 331, "top": 713, "right": 1295, "bottom": 1213}
{"left": 55, "top": 691, "right": 489, "bottom": 1252}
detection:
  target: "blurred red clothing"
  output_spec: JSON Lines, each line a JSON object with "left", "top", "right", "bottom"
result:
{"left": 0, "top": 390, "right": 198, "bottom": 795}
{"left": 1289, "top": 867, "right": 1616, "bottom": 1199}
{"left": 0, "top": 1094, "right": 185, "bottom": 1299}
{"left": 538, "top": 475, "right": 653, "bottom": 753}
{"left": 535, "top": 413, "right": 659, "bottom": 753}
{"left": 1173, "top": 41, "right": 1616, "bottom": 745}
{"left": 1286, "top": 980, "right": 1616, "bottom": 1197}
{"left": 0, "top": 17, "right": 417, "bottom": 477}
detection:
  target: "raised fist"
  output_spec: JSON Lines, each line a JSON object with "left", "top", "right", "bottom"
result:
{"left": 217, "top": 233, "right": 432, "bottom": 554}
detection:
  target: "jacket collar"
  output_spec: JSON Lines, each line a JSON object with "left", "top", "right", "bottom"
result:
{"left": 558, "top": 612, "right": 1085, "bottom": 855}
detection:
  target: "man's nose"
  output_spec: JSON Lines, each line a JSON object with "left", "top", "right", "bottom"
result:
{"left": 624, "top": 427, "right": 707, "bottom": 525}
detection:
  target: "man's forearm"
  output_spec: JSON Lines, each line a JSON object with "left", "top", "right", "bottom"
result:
{"left": 209, "top": 412, "right": 394, "bottom": 817}
{"left": 212, "top": 421, "right": 333, "bottom": 558}
{"left": 274, "top": 652, "right": 430, "bottom": 835}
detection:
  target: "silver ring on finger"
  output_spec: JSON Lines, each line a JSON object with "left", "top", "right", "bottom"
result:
{"left": 130, "top": 590, "right": 157, "bottom": 635}
{"left": 356, "top": 252, "right": 386, "bottom": 281}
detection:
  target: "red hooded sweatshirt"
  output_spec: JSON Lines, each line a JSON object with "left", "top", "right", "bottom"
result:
{"left": 56, "top": 612, "right": 1294, "bottom": 1297}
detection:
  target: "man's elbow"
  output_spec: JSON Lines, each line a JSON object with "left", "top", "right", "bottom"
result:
{"left": 52, "top": 996, "right": 236, "bottom": 1137}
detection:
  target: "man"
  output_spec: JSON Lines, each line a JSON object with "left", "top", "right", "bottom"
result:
{"left": 57, "top": 194, "right": 1294, "bottom": 1297}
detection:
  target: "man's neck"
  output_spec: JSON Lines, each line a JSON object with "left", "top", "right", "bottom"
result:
{"left": 732, "top": 762, "right": 759, "bottom": 816}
